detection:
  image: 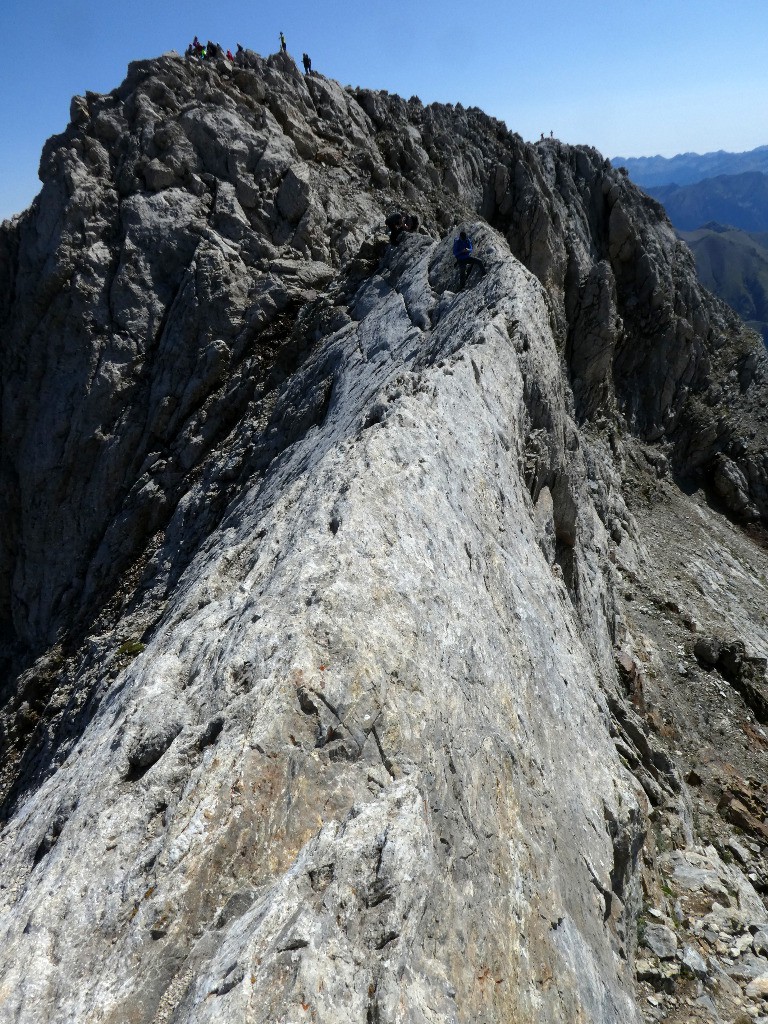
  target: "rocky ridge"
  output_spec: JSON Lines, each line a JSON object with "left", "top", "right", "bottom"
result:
{"left": 0, "top": 47, "right": 767, "bottom": 1024}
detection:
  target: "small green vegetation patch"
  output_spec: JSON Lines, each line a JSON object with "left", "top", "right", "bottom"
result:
{"left": 117, "top": 640, "right": 146, "bottom": 657}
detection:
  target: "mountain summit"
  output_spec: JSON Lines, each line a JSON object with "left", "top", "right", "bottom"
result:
{"left": 1, "top": 49, "right": 768, "bottom": 1024}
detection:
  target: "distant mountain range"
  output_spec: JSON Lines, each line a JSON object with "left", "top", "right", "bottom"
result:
{"left": 611, "top": 144, "right": 768, "bottom": 187}
{"left": 611, "top": 145, "right": 768, "bottom": 344}
{"left": 643, "top": 171, "right": 768, "bottom": 232}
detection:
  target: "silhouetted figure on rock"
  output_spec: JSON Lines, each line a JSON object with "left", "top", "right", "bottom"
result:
{"left": 385, "top": 212, "right": 420, "bottom": 246}
{"left": 280, "top": 31, "right": 287, "bottom": 53}
{"left": 302, "top": 52, "right": 312, "bottom": 74}
{"left": 386, "top": 211, "right": 407, "bottom": 245}
{"left": 453, "top": 230, "right": 485, "bottom": 288}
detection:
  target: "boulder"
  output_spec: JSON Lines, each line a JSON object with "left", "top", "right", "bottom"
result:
{"left": 642, "top": 923, "right": 678, "bottom": 959}
{"left": 143, "top": 158, "right": 177, "bottom": 191}
{"left": 277, "top": 163, "right": 312, "bottom": 222}
{"left": 680, "top": 945, "right": 708, "bottom": 979}
{"left": 712, "top": 453, "right": 751, "bottom": 513}
{"left": 745, "top": 975, "right": 768, "bottom": 999}
{"left": 126, "top": 717, "right": 184, "bottom": 772}
{"left": 693, "top": 636, "right": 720, "bottom": 668}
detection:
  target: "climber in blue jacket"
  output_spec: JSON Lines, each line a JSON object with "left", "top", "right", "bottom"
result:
{"left": 453, "top": 231, "right": 486, "bottom": 288}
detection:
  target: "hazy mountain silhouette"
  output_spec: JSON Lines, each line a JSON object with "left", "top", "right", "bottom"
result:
{"left": 644, "top": 172, "right": 768, "bottom": 232}
{"left": 612, "top": 144, "right": 768, "bottom": 187}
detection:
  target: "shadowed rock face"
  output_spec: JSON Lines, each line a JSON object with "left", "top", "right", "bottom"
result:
{"left": 0, "top": 50, "right": 767, "bottom": 1024}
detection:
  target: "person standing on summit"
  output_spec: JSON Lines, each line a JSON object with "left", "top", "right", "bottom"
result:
{"left": 279, "top": 31, "right": 287, "bottom": 52}
{"left": 302, "top": 52, "right": 312, "bottom": 74}
{"left": 453, "top": 230, "right": 485, "bottom": 288}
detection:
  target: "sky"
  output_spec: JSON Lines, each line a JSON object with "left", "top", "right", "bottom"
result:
{"left": 1, "top": 0, "right": 767, "bottom": 221}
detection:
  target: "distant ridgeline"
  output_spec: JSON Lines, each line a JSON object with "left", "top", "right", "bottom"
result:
{"left": 612, "top": 145, "right": 768, "bottom": 189}
{"left": 613, "top": 146, "right": 768, "bottom": 345}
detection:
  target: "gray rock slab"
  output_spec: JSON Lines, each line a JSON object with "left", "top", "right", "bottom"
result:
{"left": 0, "top": 232, "right": 643, "bottom": 1024}
{"left": 680, "top": 945, "right": 708, "bottom": 978}
{"left": 642, "top": 923, "right": 678, "bottom": 959}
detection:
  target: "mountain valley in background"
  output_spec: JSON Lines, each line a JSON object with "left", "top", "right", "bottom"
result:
{"left": 678, "top": 224, "right": 768, "bottom": 343}
{"left": 614, "top": 146, "right": 768, "bottom": 344}
{"left": 613, "top": 145, "right": 768, "bottom": 189}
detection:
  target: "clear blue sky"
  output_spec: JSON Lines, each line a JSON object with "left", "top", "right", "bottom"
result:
{"left": 2, "top": 0, "right": 767, "bottom": 221}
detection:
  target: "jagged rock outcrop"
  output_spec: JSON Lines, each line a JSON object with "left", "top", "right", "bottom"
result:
{"left": 2, "top": 50, "right": 766, "bottom": 668}
{"left": 1, "top": 48, "right": 767, "bottom": 1024}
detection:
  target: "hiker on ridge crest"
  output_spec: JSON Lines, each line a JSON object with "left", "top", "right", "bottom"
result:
{"left": 453, "top": 230, "right": 486, "bottom": 288}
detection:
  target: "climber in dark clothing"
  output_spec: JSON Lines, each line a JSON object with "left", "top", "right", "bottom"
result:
{"left": 386, "top": 211, "right": 407, "bottom": 245}
{"left": 453, "top": 231, "right": 485, "bottom": 288}
{"left": 302, "top": 52, "right": 312, "bottom": 74}
{"left": 279, "top": 31, "right": 287, "bottom": 53}
{"left": 385, "top": 211, "right": 420, "bottom": 246}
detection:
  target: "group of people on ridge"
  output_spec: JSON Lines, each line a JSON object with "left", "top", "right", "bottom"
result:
{"left": 186, "top": 34, "right": 313, "bottom": 73}
{"left": 279, "top": 33, "right": 314, "bottom": 73}
{"left": 385, "top": 211, "right": 420, "bottom": 246}
{"left": 280, "top": 33, "right": 314, "bottom": 73}
{"left": 186, "top": 37, "right": 243, "bottom": 62}
{"left": 186, "top": 38, "right": 483, "bottom": 292}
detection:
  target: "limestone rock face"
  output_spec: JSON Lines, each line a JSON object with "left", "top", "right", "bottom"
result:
{"left": 0, "top": 49, "right": 767, "bottom": 1024}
